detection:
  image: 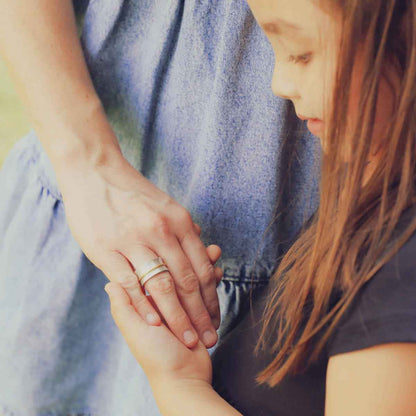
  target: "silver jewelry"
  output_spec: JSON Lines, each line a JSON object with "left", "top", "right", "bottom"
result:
{"left": 139, "top": 265, "right": 169, "bottom": 286}
{"left": 135, "top": 257, "right": 164, "bottom": 276}
{"left": 135, "top": 257, "right": 169, "bottom": 286}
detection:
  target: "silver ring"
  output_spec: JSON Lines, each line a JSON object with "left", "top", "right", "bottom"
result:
{"left": 134, "top": 257, "right": 170, "bottom": 287}
{"left": 135, "top": 257, "right": 165, "bottom": 278}
{"left": 139, "top": 265, "right": 169, "bottom": 286}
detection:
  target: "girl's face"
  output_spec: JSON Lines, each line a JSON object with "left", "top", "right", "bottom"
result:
{"left": 247, "top": 0, "right": 339, "bottom": 138}
{"left": 247, "top": 0, "right": 396, "bottom": 160}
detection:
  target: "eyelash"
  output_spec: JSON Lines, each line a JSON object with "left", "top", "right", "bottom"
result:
{"left": 288, "top": 52, "right": 312, "bottom": 65}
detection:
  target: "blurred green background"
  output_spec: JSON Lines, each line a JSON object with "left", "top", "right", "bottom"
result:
{"left": 0, "top": 59, "right": 31, "bottom": 168}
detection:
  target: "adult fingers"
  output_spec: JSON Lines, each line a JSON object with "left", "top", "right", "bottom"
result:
{"left": 151, "top": 235, "right": 219, "bottom": 346}
{"left": 104, "top": 282, "right": 165, "bottom": 372}
{"left": 124, "top": 244, "right": 201, "bottom": 348}
{"left": 145, "top": 246, "right": 223, "bottom": 317}
{"left": 206, "top": 245, "right": 224, "bottom": 286}
{"left": 105, "top": 282, "right": 146, "bottom": 330}
{"left": 214, "top": 266, "right": 223, "bottom": 286}
{"left": 167, "top": 212, "right": 220, "bottom": 328}
{"left": 177, "top": 230, "right": 221, "bottom": 329}
{"left": 100, "top": 250, "right": 162, "bottom": 326}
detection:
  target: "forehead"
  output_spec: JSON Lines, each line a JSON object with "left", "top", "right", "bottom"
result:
{"left": 248, "top": 0, "right": 335, "bottom": 40}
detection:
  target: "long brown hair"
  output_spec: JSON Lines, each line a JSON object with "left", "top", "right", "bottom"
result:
{"left": 255, "top": 0, "right": 416, "bottom": 386}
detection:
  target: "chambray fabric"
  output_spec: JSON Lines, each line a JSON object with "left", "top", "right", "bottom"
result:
{"left": 0, "top": 1, "right": 320, "bottom": 415}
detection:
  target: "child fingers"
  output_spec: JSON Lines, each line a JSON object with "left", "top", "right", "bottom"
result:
{"left": 205, "top": 245, "right": 223, "bottom": 285}
{"left": 101, "top": 251, "right": 161, "bottom": 326}
{"left": 206, "top": 244, "right": 222, "bottom": 264}
{"left": 193, "top": 223, "right": 202, "bottom": 235}
{"left": 104, "top": 282, "right": 161, "bottom": 360}
{"left": 192, "top": 225, "right": 221, "bottom": 263}
{"left": 104, "top": 282, "right": 146, "bottom": 329}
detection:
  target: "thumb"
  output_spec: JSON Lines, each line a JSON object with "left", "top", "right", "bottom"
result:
{"left": 104, "top": 282, "right": 147, "bottom": 331}
{"left": 104, "top": 281, "right": 130, "bottom": 305}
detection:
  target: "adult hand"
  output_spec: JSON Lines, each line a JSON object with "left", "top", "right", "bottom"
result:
{"left": 104, "top": 245, "right": 223, "bottom": 386}
{"left": 56, "top": 156, "right": 223, "bottom": 349}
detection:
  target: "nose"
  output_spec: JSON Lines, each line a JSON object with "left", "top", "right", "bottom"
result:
{"left": 271, "top": 61, "right": 299, "bottom": 101}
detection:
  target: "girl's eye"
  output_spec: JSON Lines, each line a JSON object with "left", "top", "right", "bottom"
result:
{"left": 289, "top": 53, "right": 312, "bottom": 65}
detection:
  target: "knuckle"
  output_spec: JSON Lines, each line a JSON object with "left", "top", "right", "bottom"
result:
{"left": 199, "top": 262, "right": 216, "bottom": 287}
{"left": 131, "top": 292, "right": 148, "bottom": 308}
{"left": 190, "top": 310, "right": 212, "bottom": 328}
{"left": 160, "top": 195, "right": 176, "bottom": 210}
{"left": 178, "top": 271, "right": 200, "bottom": 294}
{"left": 168, "top": 311, "right": 189, "bottom": 328}
{"left": 117, "top": 273, "right": 139, "bottom": 289}
{"left": 176, "top": 208, "right": 193, "bottom": 228}
{"left": 148, "top": 274, "right": 175, "bottom": 295}
{"left": 111, "top": 303, "right": 132, "bottom": 319}
{"left": 150, "top": 214, "right": 171, "bottom": 239}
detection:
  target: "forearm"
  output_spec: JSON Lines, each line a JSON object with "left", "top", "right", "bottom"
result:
{"left": 0, "top": 0, "right": 123, "bottom": 171}
{"left": 152, "top": 379, "right": 243, "bottom": 416}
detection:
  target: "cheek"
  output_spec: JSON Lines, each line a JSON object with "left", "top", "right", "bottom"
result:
{"left": 347, "top": 69, "right": 395, "bottom": 132}
{"left": 343, "top": 63, "right": 397, "bottom": 162}
{"left": 321, "top": 59, "right": 337, "bottom": 120}
{"left": 302, "top": 65, "right": 328, "bottom": 119}
{"left": 345, "top": 50, "right": 368, "bottom": 128}
{"left": 299, "top": 51, "right": 333, "bottom": 119}
{"left": 310, "top": 78, "right": 326, "bottom": 116}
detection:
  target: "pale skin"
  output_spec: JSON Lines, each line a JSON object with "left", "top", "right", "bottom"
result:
{"left": 0, "top": 0, "right": 222, "bottom": 349}
{"left": 105, "top": 0, "right": 416, "bottom": 415}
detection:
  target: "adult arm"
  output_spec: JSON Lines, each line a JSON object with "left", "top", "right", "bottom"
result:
{"left": 0, "top": 0, "right": 220, "bottom": 349}
{"left": 0, "top": 0, "right": 121, "bottom": 166}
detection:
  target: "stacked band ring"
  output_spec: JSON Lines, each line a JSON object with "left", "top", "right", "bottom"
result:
{"left": 135, "top": 257, "right": 169, "bottom": 286}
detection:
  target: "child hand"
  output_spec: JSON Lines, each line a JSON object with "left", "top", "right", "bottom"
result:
{"left": 104, "top": 244, "right": 223, "bottom": 387}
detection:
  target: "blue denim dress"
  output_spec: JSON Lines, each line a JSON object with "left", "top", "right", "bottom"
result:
{"left": 0, "top": 1, "right": 320, "bottom": 415}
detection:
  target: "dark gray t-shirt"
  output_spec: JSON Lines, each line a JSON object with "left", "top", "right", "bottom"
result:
{"left": 212, "top": 205, "right": 416, "bottom": 416}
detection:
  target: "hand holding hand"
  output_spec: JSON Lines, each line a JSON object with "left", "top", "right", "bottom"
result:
{"left": 56, "top": 156, "right": 222, "bottom": 349}
{"left": 104, "top": 245, "right": 223, "bottom": 387}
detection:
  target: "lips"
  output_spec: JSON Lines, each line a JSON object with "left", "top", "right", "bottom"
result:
{"left": 306, "top": 119, "right": 324, "bottom": 136}
{"left": 297, "top": 114, "right": 324, "bottom": 136}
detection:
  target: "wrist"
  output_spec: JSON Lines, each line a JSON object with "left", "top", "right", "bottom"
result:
{"left": 151, "top": 377, "right": 242, "bottom": 416}
{"left": 37, "top": 97, "right": 125, "bottom": 174}
{"left": 152, "top": 376, "right": 213, "bottom": 397}
{"left": 152, "top": 380, "right": 242, "bottom": 416}
{"left": 151, "top": 377, "right": 214, "bottom": 413}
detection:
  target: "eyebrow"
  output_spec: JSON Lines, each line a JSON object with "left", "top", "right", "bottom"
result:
{"left": 259, "top": 18, "right": 301, "bottom": 34}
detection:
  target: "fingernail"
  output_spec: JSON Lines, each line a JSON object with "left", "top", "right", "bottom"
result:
{"left": 146, "top": 314, "right": 159, "bottom": 325}
{"left": 184, "top": 330, "right": 197, "bottom": 345}
{"left": 202, "top": 330, "right": 217, "bottom": 346}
